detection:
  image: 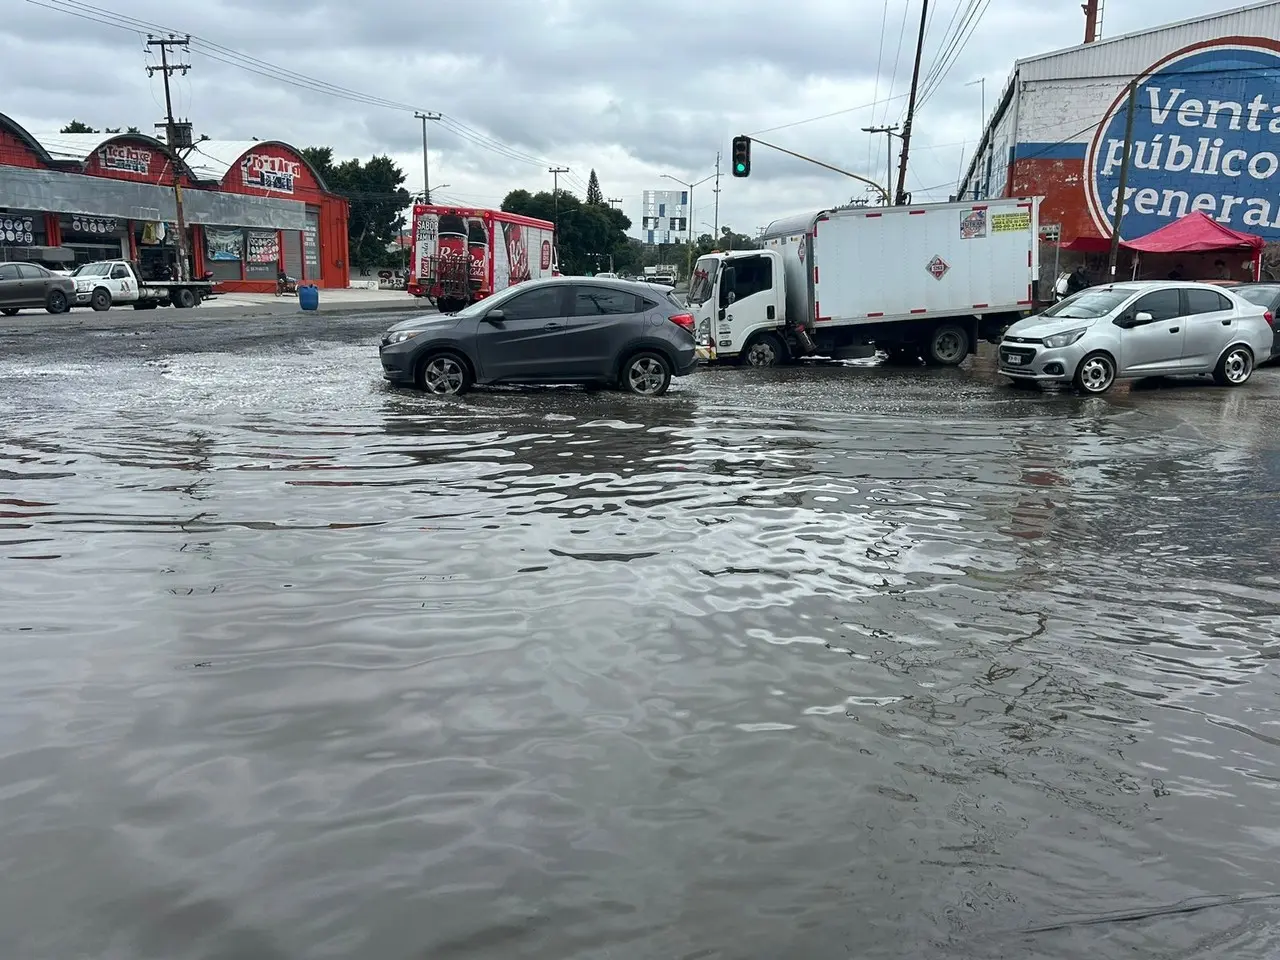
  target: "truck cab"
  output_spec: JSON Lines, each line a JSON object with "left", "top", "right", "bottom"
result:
{"left": 687, "top": 249, "right": 790, "bottom": 363}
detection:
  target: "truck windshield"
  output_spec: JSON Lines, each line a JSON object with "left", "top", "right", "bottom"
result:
{"left": 687, "top": 258, "right": 719, "bottom": 304}
{"left": 71, "top": 262, "right": 112, "bottom": 277}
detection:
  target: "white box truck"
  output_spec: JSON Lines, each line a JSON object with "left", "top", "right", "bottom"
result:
{"left": 686, "top": 197, "right": 1041, "bottom": 366}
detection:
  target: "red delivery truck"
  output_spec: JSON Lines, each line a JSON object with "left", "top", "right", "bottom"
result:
{"left": 407, "top": 205, "right": 558, "bottom": 312}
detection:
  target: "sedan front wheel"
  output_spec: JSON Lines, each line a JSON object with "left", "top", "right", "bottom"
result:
{"left": 1073, "top": 351, "right": 1116, "bottom": 395}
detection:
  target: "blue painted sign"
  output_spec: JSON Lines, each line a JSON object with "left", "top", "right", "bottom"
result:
{"left": 1086, "top": 40, "right": 1280, "bottom": 241}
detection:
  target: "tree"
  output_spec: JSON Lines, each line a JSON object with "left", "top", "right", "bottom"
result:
{"left": 585, "top": 168, "right": 604, "bottom": 207}
{"left": 61, "top": 120, "right": 98, "bottom": 133}
{"left": 303, "top": 147, "right": 411, "bottom": 273}
{"left": 501, "top": 185, "right": 633, "bottom": 276}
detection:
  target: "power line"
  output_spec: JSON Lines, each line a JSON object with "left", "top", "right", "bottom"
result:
{"left": 882, "top": 0, "right": 913, "bottom": 126}
{"left": 918, "top": 0, "right": 994, "bottom": 107}
{"left": 750, "top": 91, "right": 910, "bottom": 135}
{"left": 867, "top": 0, "right": 891, "bottom": 171}
{"left": 21, "top": 0, "right": 580, "bottom": 175}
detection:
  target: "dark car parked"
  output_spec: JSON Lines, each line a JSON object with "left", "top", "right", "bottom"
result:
{"left": 0, "top": 262, "right": 74, "bottom": 315}
{"left": 1232, "top": 283, "right": 1280, "bottom": 363}
{"left": 379, "top": 276, "right": 698, "bottom": 396}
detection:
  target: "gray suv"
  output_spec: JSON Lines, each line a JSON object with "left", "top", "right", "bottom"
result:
{"left": 379, "top": 277, "right": 698, "bottom": 396}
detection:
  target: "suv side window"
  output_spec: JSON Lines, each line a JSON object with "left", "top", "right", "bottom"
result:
{"left": 110, "top": 264, "right": 130, "bottom": 280}
{"left": 1131, "top": 289, "right": 1181, "bottom": 321}
{"left": 572, "top": 287, "right": 638, "bottom": 316}
{"left": 499, "top": 286, "right": 565, "bottom": 321}
{"left": 1185, "top": 288, "right": 1230, "bottom": 314}
{"left": 733, "top": 256, "right": 773, "bottom": 299}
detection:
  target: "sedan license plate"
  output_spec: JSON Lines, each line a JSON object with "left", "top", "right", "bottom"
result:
{"left": 1003, "top": 353, "right": 1023, "bottom": 365}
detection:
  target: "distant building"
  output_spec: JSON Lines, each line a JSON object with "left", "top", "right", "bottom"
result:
{"left": 639, "top": 189, "right": 688, "bottom": 244}
{"left": 957, "top": 0, "right": 1280, "bottom": 247}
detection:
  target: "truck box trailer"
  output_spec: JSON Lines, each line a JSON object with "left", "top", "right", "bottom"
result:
{"left": 407, "top": 205, "right": 557, "bottom": 311}
{"left": 686, "top": 197, "right": 1041, "bottom": 366}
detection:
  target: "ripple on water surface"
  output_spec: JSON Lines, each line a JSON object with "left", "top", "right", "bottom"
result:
{"left": 1, "top": 350, "right": 1280, "bottom": 958}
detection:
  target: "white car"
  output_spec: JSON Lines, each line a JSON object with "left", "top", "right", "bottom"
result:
{"left": 998, "top": 281, "right": 1275, "bottom": 394}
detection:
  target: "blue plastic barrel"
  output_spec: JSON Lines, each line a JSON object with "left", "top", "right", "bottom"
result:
{"left": 298, "top": 284, "right": 319, "bottom": 311}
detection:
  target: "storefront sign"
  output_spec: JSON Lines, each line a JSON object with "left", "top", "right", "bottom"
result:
{"left": 304, "top": 213, "right": 320, "bottom": 272}
{"left": 241, "top": 154, "right": 300, "bottom": 193}
{"left": 206, "top": 228, "right": 243, "bottom": 261}
{"left": 97, "top": 144, "right": 152, "bottom": 175}
{"left": 69, "top": 216, "right": 119, "bottom": 235}
{"left": 960, "top": 208, "right": 987, "bottom": 239}
{"left": 246, "top": 232, "right": 279, "bottom": 264}
{"left": 1087, "top": 39, "right": 1280, "bottom": 241}
{"left": 1, "top": 216, "right": 36, "bottom": 245}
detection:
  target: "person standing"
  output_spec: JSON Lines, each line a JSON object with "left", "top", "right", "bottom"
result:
{"left": 1065, "top": 264, "right": 1090, "bottom": 294}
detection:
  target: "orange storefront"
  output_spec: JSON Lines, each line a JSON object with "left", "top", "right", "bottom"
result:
{"left": 0, "top": 115, "right": 349, "bottom": 291}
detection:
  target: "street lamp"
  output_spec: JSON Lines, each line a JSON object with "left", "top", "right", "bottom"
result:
{"left": 662, "top": 171, "right": 714, "bottom": 277}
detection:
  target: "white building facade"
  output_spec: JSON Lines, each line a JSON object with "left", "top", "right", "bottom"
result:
{"left": 639, "top": 189, "right": 688, "bottom": 245}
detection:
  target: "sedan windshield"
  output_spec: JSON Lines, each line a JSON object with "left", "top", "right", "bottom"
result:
{"left": 1040, "top": 286, "right": 1136, "bottom": 319}
{"left": 71, "top": 262, "right": 111, "bottom": 277}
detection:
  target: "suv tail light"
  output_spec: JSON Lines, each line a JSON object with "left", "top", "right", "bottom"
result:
{"left": 1265, "top": 310, "right": 1275, "bottom": 326}
{"left": 668, "top": 313, "right": 695, "bottom": 333}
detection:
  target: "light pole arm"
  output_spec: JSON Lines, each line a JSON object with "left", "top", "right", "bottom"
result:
{"left": 747, "top": 136, "right": 889, "bottom": 204}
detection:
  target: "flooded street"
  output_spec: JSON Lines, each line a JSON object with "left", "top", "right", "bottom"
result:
{"left": 3, "top": 317, "right": 1280, "bottom": 959}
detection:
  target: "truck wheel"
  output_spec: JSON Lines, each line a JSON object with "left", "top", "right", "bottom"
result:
{"left": 742, "top": 332, "right": 787, "bottom": 367}
{"left": 926, "top": 324, "right": 970, "bottom": 366}
{"left": 90, "top": 287, "right": 112, "bottom": 312}
{"left": 172, "top": 288, "right": 198, "bottom": 309}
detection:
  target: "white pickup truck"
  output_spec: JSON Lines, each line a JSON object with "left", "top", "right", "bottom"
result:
{"left": 70, "top": 260, "right": 216, "bottom": 311}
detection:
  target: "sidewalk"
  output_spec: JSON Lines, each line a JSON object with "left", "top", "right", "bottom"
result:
{"left": 202, "top": 287, "right": 421, "bottom": 312}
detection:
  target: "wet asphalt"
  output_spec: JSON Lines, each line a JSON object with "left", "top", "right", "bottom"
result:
{"left": 2, "top": 312, "right": 1280, "bottom": 959}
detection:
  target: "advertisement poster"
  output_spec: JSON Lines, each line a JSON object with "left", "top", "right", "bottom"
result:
{"left": 246, "top": 232, "right": 279, "bottom": 264}
{"left": 303, "top": 214, "right": 320, "bottom": 273}
{"left": 97, "top": 145, "right": 152, "bottom": 175}
{"left": 502, "top": 221, "right": 530, "bottom": 283}
{"left": 1, "top": 216, "right": 35, "bottom": 245}
{"left": 241, "top": 154, "right": 299, "bottom": 193}
{"left": 205, "top": 228, "right": 243, "bottom": 261}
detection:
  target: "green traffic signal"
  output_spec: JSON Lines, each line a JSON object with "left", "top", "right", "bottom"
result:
{"left": 731, "top": 135, "right": 751, "bottom": 177}
{"left": 735, "top": 162, "right": 746, "bottom": 173}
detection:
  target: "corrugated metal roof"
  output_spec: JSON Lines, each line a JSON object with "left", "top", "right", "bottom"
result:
{"left": 1018, "top": 0, "right": 1280, "bottom": 80}
{"left": 27, "top": 132, "right": 127, "bottom": 162}
{"left": 182, "top": 140, "right": 265, "bottom": 181}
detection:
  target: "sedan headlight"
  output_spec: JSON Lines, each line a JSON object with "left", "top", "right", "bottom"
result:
{"left": 384, "top": 330, "right": 420, "bottom": 345}
{"left": 1043, "top": 327, "right": 1088, "bottom": 349}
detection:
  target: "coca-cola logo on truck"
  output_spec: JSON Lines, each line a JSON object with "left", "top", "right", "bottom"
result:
{"left": 97, "top": 144, "right": 152, "bottom": 175}
{"left": 540, "top": 239, "right": 552, "bottom": 270}
{"left": 241, "top": 153, "right": 300, "bottom": 193}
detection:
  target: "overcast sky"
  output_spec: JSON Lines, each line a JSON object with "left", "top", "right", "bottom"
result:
{"left": 2, "top": 0, "right": 1244, "bottom": 239}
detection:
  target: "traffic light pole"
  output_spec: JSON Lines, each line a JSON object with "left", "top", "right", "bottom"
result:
{"left": 739, "top": 135, "right": 888, "bottom": 203}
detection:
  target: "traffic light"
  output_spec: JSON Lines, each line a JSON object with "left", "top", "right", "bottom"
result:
{"left": 732, "top": 135, "right": 751, "bottom": 177}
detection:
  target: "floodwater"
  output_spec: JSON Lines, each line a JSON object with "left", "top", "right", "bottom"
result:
{"left": 2, "top": 336, "right": 1280, "bottom": 959}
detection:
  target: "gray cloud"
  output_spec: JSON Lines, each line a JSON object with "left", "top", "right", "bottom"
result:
{"left": 2, "top": 0, "right": 1239, "bottom": 233}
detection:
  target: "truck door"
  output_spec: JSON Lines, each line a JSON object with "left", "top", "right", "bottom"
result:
{"left": 108, "top": 262, "right": 134, "bottom": 300}
{"left": 720, "top": 254, "right": 777, "bottom": 352}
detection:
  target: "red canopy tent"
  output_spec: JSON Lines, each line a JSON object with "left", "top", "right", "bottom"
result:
{"left": 1058, "top": 213, "right": 1264, "bottom": 280}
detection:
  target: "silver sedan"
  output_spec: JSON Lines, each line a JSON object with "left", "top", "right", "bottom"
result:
{"left": 998, "top": 281, "right": 1274, "bottom": 394}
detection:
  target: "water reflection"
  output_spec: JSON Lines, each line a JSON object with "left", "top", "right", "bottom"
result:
{"left": 0, "top": 345, "right": 1279, "bottom": 958}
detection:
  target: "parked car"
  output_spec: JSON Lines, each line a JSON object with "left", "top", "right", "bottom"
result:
{"left": 1231, "top": 283, "right": 1280, "bottom": 364}
{"left": 0, "top": 262, "right": 75, "bottom": 315}
{"left": 998, "top": 281, "right": 1273, "bottom": 394}
{"left": 379, "top": 276, "right": 698, "bottom": 396}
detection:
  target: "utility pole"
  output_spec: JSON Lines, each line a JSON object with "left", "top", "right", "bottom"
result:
{"left": 1108, "top": 79, "right": 1139, "bottom": 278}
{"left": 414, "top": 111, "right": 441, "bottom": 203}
{"left": 713, "top": 150, "right": 721, "bottom": 238}
{"left": 1082, "top": 0, "right": 1101, "bottom": 43}
{"left": 862, "top": 124, "right": 899, "bottom": 205}
{"left": 607, "top": 197, "right": 623, "bottom": 208}
{"left": 895, "top": 0, "right": 930, "bottom": 205}
{"left": 146, "top": 35, "right": 192, "bottom": 281}
{"left": 548, "top": 166, "right": 569, "bottom": 237}
{"left": 966, "top": 77, "right": 985, "bottom": 129}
